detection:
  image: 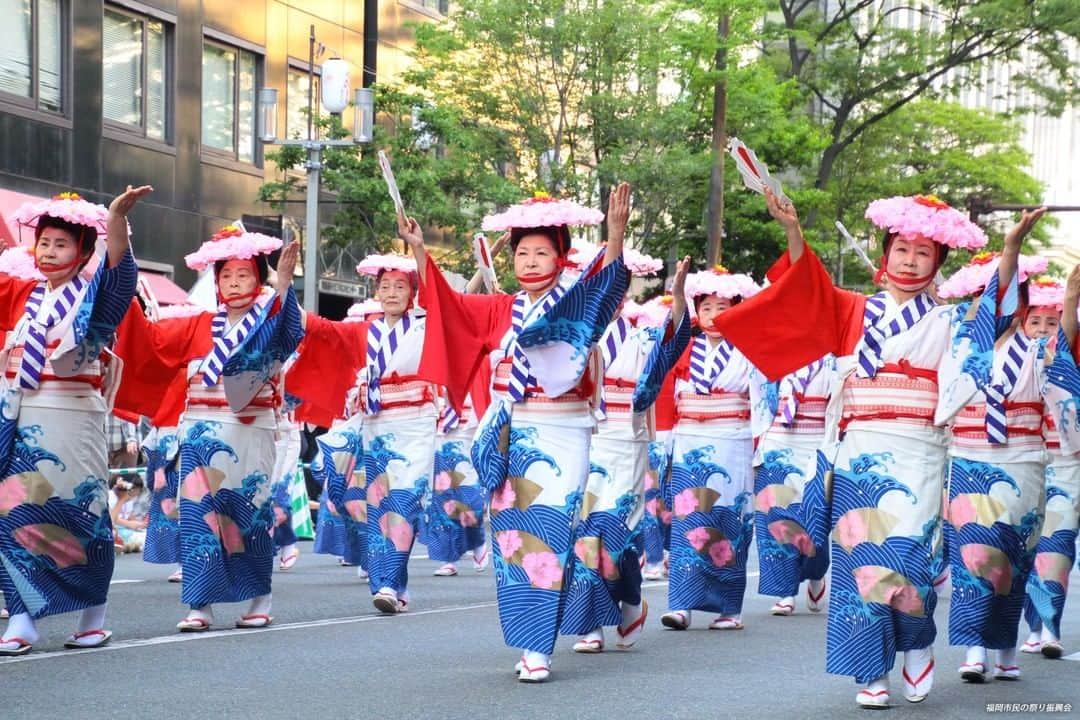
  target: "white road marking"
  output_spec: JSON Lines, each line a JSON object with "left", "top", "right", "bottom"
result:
{"left": 109, "top": 579, "right": 144, "bottom": 585}
{"left": 0, "top": 601, "right": 499, "bottom": 665}
{"left": 1064, "top": 651, "right": 1080, "bottom": 662}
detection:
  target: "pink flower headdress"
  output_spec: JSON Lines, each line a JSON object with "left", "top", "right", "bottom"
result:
{"left": 344, "top": 298, "right": 385, "bottom": 323}
{"left": 864, "top": 194, "right": 987, "bottom": 250}
{"left": 564, "top": 242, "right": 662, "bottom": 279}
{"left": 684, "top": 265, "right": 760, "bottom": 307}
{"left": 630, "top": 295, "right": 675, "bottom": 327}
{"left": 185, "top": 225, "right": 283, "bottom": 271}
{"left": 12, "top": 192, "right": 110, "bottom": 238}
{"left": 937, "top": 251, "right": 1049, "bottom": 299}
{"left": 355, "top": 253, "right": 418, "bottom": 277}
{"left": 481, "top": 192, "right": 604, "bottom": 232}
{"left": 1026, "top": 276, "right": 1066, "bottom": 310}
{"left": 0, "top": 245, "right": 45, "bottom": 281}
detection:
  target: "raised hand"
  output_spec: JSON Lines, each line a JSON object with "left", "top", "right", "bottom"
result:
{"left": 603, "top": 183, "right": 631, "bottom": 267}
{"left": 274, "top": 240, "right": 300, "bottom": 296}
{"left": 109, "top": 185, "right": 153, "bottom": 218}
{"left": 1064, "top": 263, "right": 1080, "bottom": 349}
{"left": 397, "top": 213, "right": 428, "bottom": 282}
{"left": 764, "top": 186, "right": 806, "bottom": 262}
{"left": 490, "top": 231, "right": 511, "bottom": 256}
{"left": 1004, "top": 207, "right": 1047, "bottom": 251}
{"left": 670, "top": 255, "right": 691, "bottom": 325}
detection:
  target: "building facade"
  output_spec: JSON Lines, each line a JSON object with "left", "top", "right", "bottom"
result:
{"left": 0, "top": 0, "right": 444, "bottom": 309}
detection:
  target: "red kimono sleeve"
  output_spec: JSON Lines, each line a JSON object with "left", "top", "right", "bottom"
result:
{"left": 713, "top": 248, "right": 866, "bottom": 381}
{"left": 0, "top": 274, "right": 37, "bottom": 331}
{"left": 285, "top": 314, "right": 369, "bottom": 422}
{"left": 149, "top": 368, "right": 190, "bottom": 428}
{"left": 113, "top": 301, "right": 212, "bottom": 418}
{"left": 654, "top": 371, "right": 677, "bottom": 432}
{"left": 417, "top": 255, "right": 514, "bottom": 414}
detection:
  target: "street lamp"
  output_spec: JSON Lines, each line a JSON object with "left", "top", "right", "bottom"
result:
{"left": 258, "top": 26, "right": 375, "bottom": 314}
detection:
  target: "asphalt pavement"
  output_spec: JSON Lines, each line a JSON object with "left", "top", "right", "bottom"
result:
{"left": 2, "top": 545, "right": 1077, "bottom": 720}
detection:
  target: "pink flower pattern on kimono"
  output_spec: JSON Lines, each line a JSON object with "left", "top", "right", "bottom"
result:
{"left": 160, "top": 497, "right": 178, "bottom": 519}
{"left": 379, "top": 515, "right": 414, "bottom": 551}
{"left": 458, "top": 509, "right": 478, "bottom": 528}
{"left": 434, "top": 471, "right": 452, "bottom": 492}
{"left": 686, "top": 526, "right": 710, "bottom": 551}
{"left": 708, "top": 538, "right": 734, "bottom": 567}
{"left": 835, "top": 511, "right": 869, "bottom": 549}
{"left": 367, "top": 478, "right": 387, "bottom": 508}
{"left": 497, "top": 529, "right": 523, "bottom": 558}
{"left": 0, "top": 477, "right": 29, "bottom": 514}
{"left": 204, "top": 512, "right": 246, "bottom": 555}
{"left": 442, "top": 499, "right": 457, "bottom": 516}
{"left": 521, "top": 551, "right": 562, "bottom": 589}
{"left": 490, "top": 481, "right": 517, "bottom": 512}
{"left": 660, "top": 509, "right": 673, "bottom": 525}
{"left": 645, "top": 498, "right": 659, "bottom": 516}
{"left": 273, "top": 505, "right": 288, "bottom": 527}
{"left": 673, "top": 489, "right": 699, "bottom": 517}
{"left": 153, "top": 468, "right": 167, "bottom": 492}
{"left": 1034, "top": 553, "right": 1071, "bottom": 588}
{"left": 326, "top": 498, "right": 339, "bottom": 516}
{"left": 948, "top": 495, "right": 977, "bottom": 527}
{"left": 344, "top": 499, "right": 366, "bottom": 521}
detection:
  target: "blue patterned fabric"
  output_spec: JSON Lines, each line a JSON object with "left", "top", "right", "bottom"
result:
{"left": 270, "top": 477, "right": 298, "bottom": 549}
{"left": 142, "top": 431, "right": 180, "bottom": 565}
{"left": 754, "top": 448, "right": 829, "bottom": 597}
{"left": 641, "top": 439, "right": 671, "bottom": 563}
{"left": 632, "top": 309, "right": 691, "bottom": 413}
{"left": 311, "top": 421, "right": 366, "bottom": 566}
{"left": 946, "top": 457, "right": 1043, "bottom": 650}
{"left": 421, "top": 438, "right": 485, "bottom": 563}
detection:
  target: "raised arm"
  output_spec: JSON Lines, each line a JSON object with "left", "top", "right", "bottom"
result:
{"left": 604, "top": 182, "right": 630, "bottom": 267}
{"left": 764, "top": 186, "right": 805, "bottom": 263}
{"left": 998, "top": 206, "right": 1046, "bottom": 290}
{"left": 106, "top": 185, "right": 153, "bottom": 268}
{"left": 398, "top": 212, "right": 428, "bottom": 283}
{"left": 465, "top": 232, "right": 509, "bottom": 294}
{"left": 670, "top": 255, "right": 690, "bottom": 330}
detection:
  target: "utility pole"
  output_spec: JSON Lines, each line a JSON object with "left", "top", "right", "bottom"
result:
{"left": 705, "top": 14, "right": 730, "bottom": 267}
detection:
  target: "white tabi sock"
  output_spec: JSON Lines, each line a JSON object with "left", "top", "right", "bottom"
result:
{"left": 996, "top": 647, "right": 1017, "bottom": 668}
{"left": 1040, "top": 626, "right": 1059, "bottom": 643}
{"left": 620, "top": 601, "right": 643, "bottom": 627}
{"left": 188, "top": 605, "right": 215, "bottom": 623}
{"left": 965, "top": 645, "right": 987, "bottom": 667}
{"left": 2, "top": 612, "right": 39, "bottom": 644}
{"left": 245, "top": 593, "right": 272, "bottom": 617}
{"left": 76, "top": 603, "right": 108, "bottom": 634}
{"left": 523, "top": 650, "right": 550, "bottom": 669}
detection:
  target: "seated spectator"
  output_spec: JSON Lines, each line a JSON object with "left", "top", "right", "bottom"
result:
{"left": 109, "top": 476, "right": 150, "bottom": 553}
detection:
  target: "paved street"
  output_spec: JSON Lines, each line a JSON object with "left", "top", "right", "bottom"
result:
{"left": 2, "top": 546, "right": 1078, "bottom": 720}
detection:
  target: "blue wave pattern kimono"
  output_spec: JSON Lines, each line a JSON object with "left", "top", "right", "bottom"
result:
{"left": 0, "top": 250, "right": 137, "bottom": 619}
{"left": 641, "top": 434, "right": 672, "bottom": 565}
{"left": 1026, "top": 331, "right": 1080, "bottom": 638}
{"left": 175, "top": 289, "right": 303, "bottom": 608}
{"left": 311, "top": 414, "right": 367, "bottom": 566}
{"left": 752, "top": 357, "right": 834, "bottom": 598}
{"left": 269, "top": 414, "right": 302, "bottom": 550}
{"left": 666, "top": 336, "right": 759, "bottom": 617}
{"left": 142, "top": 426, "right": 181, "bottom": 564}
{"left": 421, "top": 403, "right": 486, "bottom": 563}
{"left": 560, "top": 311, "right": 690, "bottom": 635}
{"left": 941, "top": 276, "right": 1052, "bottom": 651}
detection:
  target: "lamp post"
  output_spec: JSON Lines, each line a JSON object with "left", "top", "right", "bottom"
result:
{"left": 258, "top": 26, "right": 375, "bottom": 315}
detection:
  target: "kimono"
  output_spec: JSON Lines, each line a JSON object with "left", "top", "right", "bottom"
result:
{"left": 113, "top": 287, "right": 303, "bottom": 608}
{"left": 752, "top": 356, "right": 835, "bottom": 599}
{"left": 939, "top": 283, "right": 1050, "bottom": 651}
{"left": 0, "top": 250, "right": 137, "bottom": 619}
{"left": 642, "top": 377, "right": 676, "bottom": 566}
{"left": 310, "top": 413, "right": 367, "bottom": 566}
{"left": 141, "top": 368, "right": 188, "bottom": 565}
{"left": 421, "top": 397, "right": 486, "bottom": 564}
{"left": 269, "top": 411, "right": 302, "bottom": 550}
{"left": 1025, "top": 333, "right": 1080, "bottom": 639}
{"left": 665, "top": 334, "right": 759, "bottom": 617}
{"left": 560, "top": 310, "right": 690, "bottom": 635}
{"left": 418, "top": 253, "right": 628, "bottom": 655}
{"left": 289, "top": 309, "right": 437, "bottom": 596}
{"left": 713, "top": 248, "right": 975, "bottom": 684}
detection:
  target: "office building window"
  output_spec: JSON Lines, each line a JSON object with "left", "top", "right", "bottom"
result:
{"left": 287, "top": 66, "right": 332, "bottom": 140}
{"left": 0, "top": 0, "right": 64, "bottom": 113}
{"left": 202, "top": 40, "right": 258, "bottom": 163}
{"left": 103, "top": 7, "right": 170, "bottom": 141}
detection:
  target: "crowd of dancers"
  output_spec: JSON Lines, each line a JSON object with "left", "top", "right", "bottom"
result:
{"left": 0, "top": 181, "right": 1077, "bottom": 710}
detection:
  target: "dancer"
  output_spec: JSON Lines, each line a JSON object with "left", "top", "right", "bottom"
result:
{"left": 409, "top": 186, "right": 631, "bottom": 682}
{"left": 306, "top": 299, "right": 381, "bottom": 576}
{"left": 113, "top": 226, "right": 303, "bottom": 632}
{"left": 753, "top": 349, "right": 835, "bottom": 617}
{"left": 0, "top": 186, "right": 148, "bottom": 656}
{"left": 935, "top": 243, "right": 1051, "bottom": 683}
{"left": 1023, "top": 272, "right": 1080, "bottom": 659}
{"left": 659, "top": 265, "right": 762, "bottom": 633}
{"left": 287, "top": 253, "right": 437, "bottom": 613}
{"left": 561, "top": 250, "right": 691, "bottom": 652}
{"left": 713, "top": 190, "right": 995, "bottom": 708}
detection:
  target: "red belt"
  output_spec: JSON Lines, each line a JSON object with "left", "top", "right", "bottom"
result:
{"left": 4, "top": 370, "right": 103, "bottom": 389}
{"left": 877, "top": 361, "right": 938, "bottom": 383}
{"left": 604, "top": 378, "right": 637, "bottom": 389}
{"left": 189, "top": 396, "right": 278, "bottom": 409}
